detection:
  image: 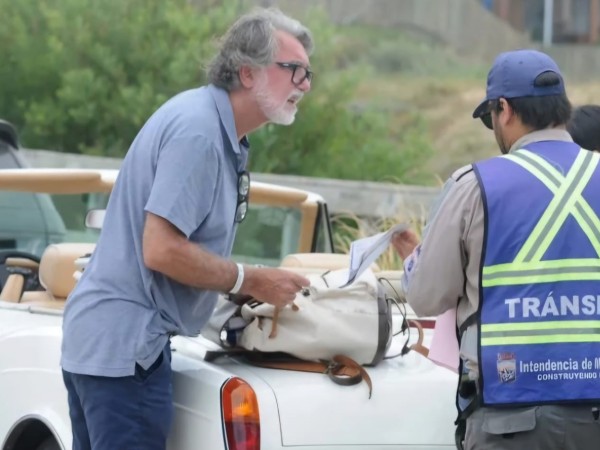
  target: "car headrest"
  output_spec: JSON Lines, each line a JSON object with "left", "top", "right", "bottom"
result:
{"left": 39, "top": 243, "right": 96, "bottom": 299}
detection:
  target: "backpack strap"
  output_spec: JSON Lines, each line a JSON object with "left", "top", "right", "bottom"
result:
{"left": 247, "top": 353, "right": 373, "bottom": 399}
{"left": 407, "top": 319, "right": 429, "bottom": 358}
{"left": 388, "top": 318, "right": 429, "bottom": 359}
{"left": 204, "top": 348, "right": 247, "bottom": 362}
{"left": 205, "top": 349, "right": 373, "bottom": 399}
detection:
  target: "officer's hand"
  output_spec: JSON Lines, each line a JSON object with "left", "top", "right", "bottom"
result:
{"left": 241, "top": 267, "right": 310, "bottom": 308}
{"left": 391, "top": 230, "right": 420, "bottom": 260}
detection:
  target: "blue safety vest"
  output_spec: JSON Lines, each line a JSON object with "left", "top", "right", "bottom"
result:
{"left": 472, "top": 141, "right": 600, "bottom": 407}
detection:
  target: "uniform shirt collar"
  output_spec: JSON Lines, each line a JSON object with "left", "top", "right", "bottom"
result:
{"left": 510, "top": 128, "right": 573, "bottom": 153}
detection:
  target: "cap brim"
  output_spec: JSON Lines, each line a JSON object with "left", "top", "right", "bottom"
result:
{"left": 472, "top": 99, "right": 488, "bottom": 119}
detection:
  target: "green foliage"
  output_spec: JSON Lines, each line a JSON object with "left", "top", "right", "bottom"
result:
{"left": 249, "top": 87, "right": 433, "bottom": 183}
{"left": 0, "top": 0, "right": 239, "bottom": 155}
{"left": 248, "top": 10, "right": 433, "bottom": 183}
{"left": 0, "top": 1, "right": 433, "bottom": 182}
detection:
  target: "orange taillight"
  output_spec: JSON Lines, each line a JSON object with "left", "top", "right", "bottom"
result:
{"left": 221, "top": 377, "right": 260, "bottom": 450}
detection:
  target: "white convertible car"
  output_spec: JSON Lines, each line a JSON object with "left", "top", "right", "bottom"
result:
{"left": 0, "top": 168, "right": 458, "bottom": 450}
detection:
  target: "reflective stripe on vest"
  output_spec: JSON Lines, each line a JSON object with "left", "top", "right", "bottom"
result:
{"left": 481, "top": 320, "right": 600, "bottom": 346}
{"left": 482, "top": 149, "right": 600, "bottom": 288}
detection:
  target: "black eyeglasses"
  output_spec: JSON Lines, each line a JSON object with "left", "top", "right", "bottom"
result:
{"left": 275, "top": 62, "right": 313, "bottom": 86}
{"left": 480, "top": 112, "right": 493, "bottom": 130}
{"left": 235, "top": 171, "right": 250, "bottom": 223}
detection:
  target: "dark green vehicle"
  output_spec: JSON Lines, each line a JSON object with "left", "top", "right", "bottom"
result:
{"left": 0, "top": 120, "right": 67, "bottom": 288}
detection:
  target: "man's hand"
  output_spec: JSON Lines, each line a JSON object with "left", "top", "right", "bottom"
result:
{"left": 241, "top": 267, "right": 310, "bottom": 308}
{"left": 391, "top": 230, "right": 420, "bottom": 260}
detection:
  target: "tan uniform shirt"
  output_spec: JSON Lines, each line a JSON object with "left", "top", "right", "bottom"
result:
{"left": 405, "top": 129, "right": 574, "bottom": 379}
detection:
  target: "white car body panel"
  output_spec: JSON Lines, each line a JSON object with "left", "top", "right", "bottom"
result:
{"left": 1, "top": 303, "right": 458, "bottom": 450}
{"left": 0, "top": 169, "right": 459, "bottom": 450}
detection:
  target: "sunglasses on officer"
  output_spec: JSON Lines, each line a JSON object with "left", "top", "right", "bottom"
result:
{"left": 478, "top": 99, "right": 505, "bottom": 130}
{"left": 235, "top": 171, "right": 250, "bottom": 224}
{"left": 480, "top": 111, "right": 493, "bottom": 130}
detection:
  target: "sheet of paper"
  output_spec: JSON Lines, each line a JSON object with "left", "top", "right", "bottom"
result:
{"left": 428, "top": 308, "right": 459, "bottom": 373}
{"left": 341, "top": 222, "right": 409, "bottom": 287}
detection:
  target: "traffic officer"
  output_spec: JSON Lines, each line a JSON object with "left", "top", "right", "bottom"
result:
{"left": 393, "top": 49, "right": 600, "bottom": 449}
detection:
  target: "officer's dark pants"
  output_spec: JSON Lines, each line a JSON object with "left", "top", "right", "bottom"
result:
{"left": 62, "top": 345, "right": 173, "bottom": 450}
{"left": 465, "top": 405, "right": 600, "bottom": 449}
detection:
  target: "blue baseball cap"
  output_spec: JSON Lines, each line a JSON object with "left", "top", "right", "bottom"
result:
{"left": 472, "top": 49, "right": 565, "bottom": 119}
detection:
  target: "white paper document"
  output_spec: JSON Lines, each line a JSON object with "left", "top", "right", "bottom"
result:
{"left": 428, "top": 308, "right": 459, "bottom": 373}
{"left": 341, "top": 223, "right": 410, "bottom": 287}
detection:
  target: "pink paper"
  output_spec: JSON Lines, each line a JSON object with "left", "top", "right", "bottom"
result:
{"left": 428, "top": 308, "right": 459, "bottom": 373}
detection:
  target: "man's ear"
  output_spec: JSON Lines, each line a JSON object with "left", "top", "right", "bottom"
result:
{"left": 498, "top": 98, "right": 514, "bottom": 124}
{"left": 497, "top": 98, "right": 506, "bottom": 112}
{"left": 239, "top": 66, "right": 256, "bottom": 89}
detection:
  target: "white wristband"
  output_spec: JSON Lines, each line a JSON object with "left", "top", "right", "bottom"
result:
{"left": 229, "top": 263, "right": 244, "bottom": 294}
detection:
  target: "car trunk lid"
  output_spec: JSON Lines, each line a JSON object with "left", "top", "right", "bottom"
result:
{"left": 246, "top": 350, "right": 457, "bottom": 447}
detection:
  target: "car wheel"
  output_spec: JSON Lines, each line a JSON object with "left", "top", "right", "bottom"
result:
{"left": 35, "top": 437, "right": 60, "bottom": 450}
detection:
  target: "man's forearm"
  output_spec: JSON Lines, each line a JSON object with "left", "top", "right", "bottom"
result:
{"left": 150, "top": 236, "right": 239, "bottom": 292}
{"left": 143, "top": 212, "right": 238, "bottom": 292}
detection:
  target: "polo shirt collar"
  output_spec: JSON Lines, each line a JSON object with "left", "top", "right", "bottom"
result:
{"left": 208, "top": 84, "right": 249, "bottom": 155}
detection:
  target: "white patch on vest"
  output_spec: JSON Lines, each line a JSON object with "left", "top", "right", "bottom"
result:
{"left": 505, "top": 295, "right": 600, "bottom": 318}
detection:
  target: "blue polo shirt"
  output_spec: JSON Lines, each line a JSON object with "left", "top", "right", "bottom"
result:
{"left": 61, "top": 85, "right": 249, "bottom": 377}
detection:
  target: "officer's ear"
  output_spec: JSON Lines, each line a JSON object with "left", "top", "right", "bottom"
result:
{"left": 496, "top": 98, "right": 515, "bottom": 124}
{"left": 497, "top": 98, "right": 507, "bottom": 112}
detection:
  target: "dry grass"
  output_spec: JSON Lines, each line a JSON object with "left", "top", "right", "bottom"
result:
{"left": 355, "top": 76, "right": 600, "bottom": 182}
{"left": 335, "top": 30, "right": 600, "bottom": 264}
{"left": 332, "top": 209, "right": 427, "bottom": 271}
{"left": 334, "top": 78, "right": 600, "bottom": 270}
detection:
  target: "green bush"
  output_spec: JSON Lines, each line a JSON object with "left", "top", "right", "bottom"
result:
{"left": 0, "top": 0, "right": 239, "bottom": 155}
{"left": 249, "top": 10, "right": 433, "bottom": 183}
{"left": 0, "top": 0, "right": 432, "bottom": 183}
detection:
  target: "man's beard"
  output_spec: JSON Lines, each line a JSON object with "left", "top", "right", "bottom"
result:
{"left": 255, "top": 76, "right": 302, "bottom": 126}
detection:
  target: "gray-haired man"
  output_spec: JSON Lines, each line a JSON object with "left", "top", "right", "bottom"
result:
{"left": 61, "top": 8, "right": 313, "bottom": 450}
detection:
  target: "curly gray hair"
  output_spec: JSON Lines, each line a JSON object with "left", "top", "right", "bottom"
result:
{"left": 206, "top": 8, "right": 314, "bottom": 91}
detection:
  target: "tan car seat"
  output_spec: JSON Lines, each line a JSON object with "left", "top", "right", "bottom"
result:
{"left": 16, "top": 243, "right": 95, "bottom": 309}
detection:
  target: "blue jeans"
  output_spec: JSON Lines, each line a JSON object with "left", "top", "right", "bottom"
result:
{"left": 62, "top": 345, "right": 173, "bottom": 450}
